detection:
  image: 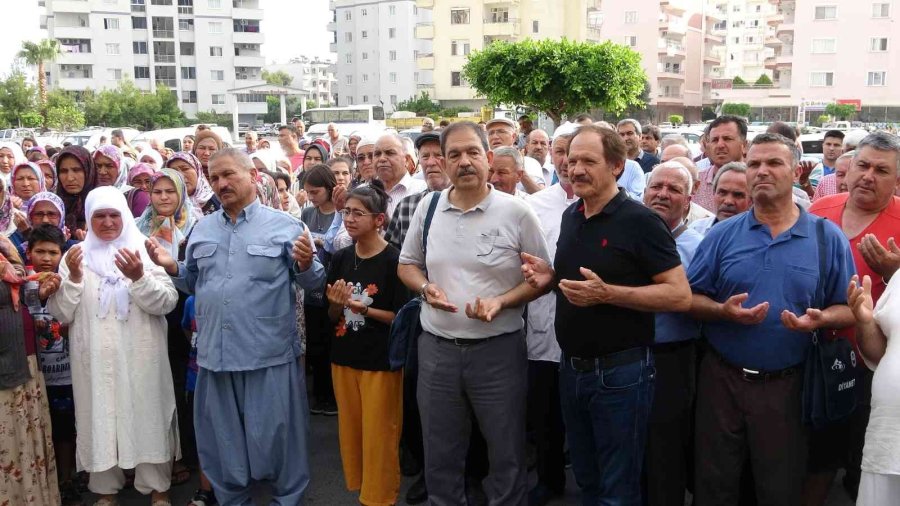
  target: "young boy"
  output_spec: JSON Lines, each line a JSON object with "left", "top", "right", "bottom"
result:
{"left": 27, "top": 224, "right": 81, "bottom": 505}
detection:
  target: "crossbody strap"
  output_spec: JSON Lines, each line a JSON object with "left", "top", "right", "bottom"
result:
{"left": 422, "top": 191, "right": 441, "bottom": 258}
{"left": 814, "top": 217, "right": 827, "bottom": 310}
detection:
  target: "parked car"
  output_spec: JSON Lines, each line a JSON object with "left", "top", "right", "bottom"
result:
{"left": 131, "top": 126, "right": 234, "bottom": 152}
{"left": 62, "top": 127, "right": 141, "bottom": 150}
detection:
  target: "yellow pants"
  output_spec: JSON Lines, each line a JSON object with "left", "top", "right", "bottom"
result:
{"left": 331, "top": 364, "right": 403, "bottom": 506}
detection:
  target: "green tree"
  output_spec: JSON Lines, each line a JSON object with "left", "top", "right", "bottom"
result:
{"left": 755, "top": 74, "right": 773, "bottom": 86}
{"left": 18, "top": 39, "right": 62, "bottom": 128}
{"left": 262, "top": 69, "right": 293, "bottom": 86}
{"left": 45, "top": 89, "right": 85, "bottom": 130}
{"left": 305, "top": 99, "right": 317, "bottom": 110}
{"left": 0, "top": 67, "right": 37, "bottom": 127}
{"left": 722, "top": 102, "right": 751, "bottom": 117}
{"left": 817, "top": 114, "right": 830, "bottom": 126}
{"left": 193, "top": 110, "right": 232, "bottom": 126}
{"left": 395, "top": 92, "right": 441, "bottom": 116}
{"left": 463, "top": 38, "right": 647, "bottom": 124}
{"left": 82, "top": 80, "right": 185, "bottom": 129}
{"left": 701, "top": 106, "right": 717, "bottom": 121}
{"left": 732, "top": 76, "right": 747, "bottom": 85}
{"left": 669, "top": 114, "right": 684, "bottom": 126}
{"left": 824, "top": 103, "right": 857, "bottom": 121}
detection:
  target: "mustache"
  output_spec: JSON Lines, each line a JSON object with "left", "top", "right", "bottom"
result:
{"left": 571, "top": 175, "right": 591, "bottom": 184}
{"left": 717, "top": 204, "right": 738, "bottom": 214}
{"left": 457, "top": 167, "right": 477, "bottom": 177}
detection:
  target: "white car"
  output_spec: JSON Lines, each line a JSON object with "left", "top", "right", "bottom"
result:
{"left": 63, "top": 127, "right": 141, "bottom": 150}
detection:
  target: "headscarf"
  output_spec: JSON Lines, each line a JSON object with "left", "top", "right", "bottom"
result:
{"left": 192, "top": 130, "right": 224, "bottom": 157}
{"left": 305, "top": 139, "right": 331, "bottom": 165}
{"left": 250, "top": 149, "right": 277, "bottom": 172}
{"left": 0, "top": 234, "right": 25, "bottom": 311}
{"left": 92, "top": 144, "right": 128, "bottom": 188}
{"left": 136, "top": 169, "right": 195, "bottom": 258}
{"left": 55, "top": 145, "right": 95, "bottom": 232}
{"left": 25, "top": 192, "right": 66, "bottom": 232}
{"left": 127, "top": 162, "right": 156, "bottom": 185}
{"left": 132, "top": 141, "right": 151, "bottom": 154}
{"left": 36, "top": 159, "right": 57, "bottom": 192}
{"left": 256, "top": 172, "right": 279, "bottom": 209}
{"left": 0, "top": 177, "right": 15, "bottom": 236}
{"left": 0, "top": 142, "right": 26, "bottom": 184}
{"left": 81, "top": 186, "right": 148, "bottom": 320}
{"left": 138, "top": 148, "right": 164, "bottom": 169}
{"left": 166, "top": 152, "right": 215, "bottom": 210}
{"left": 10, "top": 162, "right": 47, "bottom": 204}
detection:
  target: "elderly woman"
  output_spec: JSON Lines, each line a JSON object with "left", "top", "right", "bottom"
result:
{"left": 11, "top": 161, "right": 47, "bottom": 205}
{"left": 165, "top": 152, "right": 220, "bottom": 216}
{"left": 0, "top": 141, "right": 26, "bottom": 183}
{"left": 140, "top": 149, "right": 164, "bottom": 170}
{"left": 848, "top": 274, "right": 900, "bottom": 505}
{"left": 94, "top": 145, "right": 149, "bottom": 218}
{"left": 55, "top": 145, "right": 95, "bottom": 236}
{"left": 47, "top": 186, "right": 179, "bottom": 506}
{"left": 9, "top": 192, "right": 79, "bottom": 260}
{"left": 192, "top": 130, "right": 223, "bottom": 178}
{"left": 124, "top": 162, "right": 155, "bottom": 218}
{"left": 36, "top": 159, "right": 57, "bottom": 193}
{"left": 0, "top": 234, "right": 61, "bottom": 505}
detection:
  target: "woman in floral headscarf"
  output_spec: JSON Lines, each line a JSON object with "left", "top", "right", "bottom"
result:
{"left": 36, "top": 159, "right": 57, "bottom": 193}
{"left": 8, "top": 191, "right": 80, "bottom": 260}
{"left": 55, "top": 145, "right": 95, "bottom": 236}
{"left": 256, "top": 171, "right": 280, "bottom": 209}
{"left": 0, "top": 141, "right": 26, "bottom": 184}
{"left": 0, "top": 176, "right": 20, "bottom": 237}
{"left": 92, "top": 145, "right": 129, "bottom": 189}
{"left": 164, "top": 152, "right": 220, "bottom": 217}
{"left": 10, "top": 162, "right": 47, "bottom": 207}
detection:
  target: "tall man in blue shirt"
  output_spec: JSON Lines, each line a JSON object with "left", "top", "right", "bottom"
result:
{"left": 687, "top": 133, "right": 856, "bottom": 505}
{"left": 146, "top": 148, "right": 326, "bottom": 505}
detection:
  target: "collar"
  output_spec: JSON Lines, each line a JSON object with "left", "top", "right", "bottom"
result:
{"left": 748, "top": 204, "right": 811, "bottom": 238}
{"left": 573, "top": 188, "right": 629, "bottom": 218}
{"left": 633, "top": 151, "right": 645, "bottom": 162}
{"left": 221, "top": 198, "right": 261, "bottom": 225}
{"left": 441, "top": 185, "right": 496, "bottom": 212}
{"left": 701, "top": 166, "right": 717, "bottom": 185}
{"left": 389, "top": 171, "right": 414, "bottom": 193}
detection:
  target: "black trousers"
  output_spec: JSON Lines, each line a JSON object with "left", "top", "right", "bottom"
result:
{"left": 527, "top": 359, "right": 566, "bottom": 494}
{"left": 304, "top": 305, "right": 334, "bottom": 402}
{"left": 644, "top": 341, "right": 696, "bottom": 506}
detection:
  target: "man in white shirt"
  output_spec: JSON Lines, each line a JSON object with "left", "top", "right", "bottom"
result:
{"left": 689, "top": 161, "right": 751, "bottom": 236}
{"left": 485, "top": 118, "right": 546, "bottom": 194}
{"left": 327, "top": 123, "right": 349, "bottom": 156}
{"left": 489, "top": 147, "right": 527, "bottom": 198}
{"left": 526, "top": 129, "right": 555, "bottom": 187}
{"left": 374, "top": 134, "right": 427, "bottom": 216}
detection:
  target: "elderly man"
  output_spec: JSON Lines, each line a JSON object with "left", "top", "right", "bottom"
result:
{"left": 660, "top": 134, "right": 689, "bottom": 152}
{"left": 808, "top": 132, "right": 900, "bottom": 503}
{"left": 813, "top": 151, "right": 854, "bottom": 202}
{"left": 326, "top": 123, "right": 349, "bottom": 156}
{"left": 489, "top": 147, "right": 526, "bottom": 197}
{"left": 694, "top": 116, "right": 748, "bottom": 212}
{"left": 689, "top": 161, "right": 751, "bottom": 236}
{"left": 145, "top": 148, "right": 325, "bottom": 505}
{"left": 398, "top": 122, "right": 550, "bottom": 505}
{"left": 242, "top": 131, "right": 258, "bottom": 155}
{"left": 422, "top": 118, "right": 435, "bottom": 133}
{"left": 618, "top": 119, "right": 660, "bottom": 173}
{"left": 354, "top": 138, "right": 377, "bottom": 184}
{"left": 526, "top": 129, "right": 555, "bottom": 186}
{"left": 374, "top": 134, "right": 427, "bottom": 216}
{"left": 687, "top": 133, "right": 856, "bottom": 506}
{"left": 641, "top": 124, "right": 662, "bottom": 159}
{"left": 642, "top": 161, "right": 704, "bottom": 506}
{"left": 522, "top": 124, "right": 691, "bottom": 504}
{"left": 485, "top": 117, "right": 545, "bottom": 194}
{"left": 668, "top": 156, "right": 715, "bottom": 225}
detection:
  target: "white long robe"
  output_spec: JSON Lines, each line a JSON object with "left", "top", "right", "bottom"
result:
{"left": 48, "top": 249, "right": 180, "bottom": 472}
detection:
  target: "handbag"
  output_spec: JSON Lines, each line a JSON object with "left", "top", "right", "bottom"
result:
{"left": 801, "top": 217, "right": 858, "bottom": 429}
{"left": 388, "top": 192, "right": 441, "bottom": 371}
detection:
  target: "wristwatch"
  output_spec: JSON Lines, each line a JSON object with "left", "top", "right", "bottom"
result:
{"left": 419, "top": 282, "right": 430, "bottom": 298}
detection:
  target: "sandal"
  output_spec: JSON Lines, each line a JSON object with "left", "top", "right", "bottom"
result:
{"left": 171, "top": 464, "right": 192, "bottom": 486}
{"left": 93, "top": 498, "right": 118, "bottom": 506}
{"left": 187, "top": 489, "right": 217, "bottom": 506}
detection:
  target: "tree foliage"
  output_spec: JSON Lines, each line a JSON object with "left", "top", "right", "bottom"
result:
{"left": 732, "top": 76, "right": 747, "bottom": 85}
{"left": 722, "top": 102, "right": 751, "bottom": 117}
{"left": 825, "top": 103, "right": 857, "bottom": 121}
{"left": 262, "top": 69, "right": 293, "bottom": 86}
{"left": 396, "top": 92, "right": 441, "bottom": 116}
{"left": 0, "top": 67, "right": 36, "bottom": 127}
{"left": 463, "top": 38, "right": 647, "bottom": 124}
{"left": 82, "top": 81, "right": 186, "bottom": 129}
{"left": 669, "top": 114, "right": 684, "bottom": 126}
{"left": 18, "top": 39, "right": 62, "bottom": 128}
{"left": 755, "top": 74, "right": 773, "bottom": 85}
{"left": 192, "top": 110, "right": 232, "bottom": 126}
{"left": 45, "top": 90, "right": 85, "bottom": 131}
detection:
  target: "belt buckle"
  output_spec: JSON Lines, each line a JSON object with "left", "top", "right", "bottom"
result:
{"left": 741, "top": 367, "right": 760, "bottom": 381}
{"left": 452, "top": 338, "right": 469, "bottom": 347}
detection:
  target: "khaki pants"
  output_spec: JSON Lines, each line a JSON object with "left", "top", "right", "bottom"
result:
{"left": 89, "top": 462, "right": 172, "bottom": 495}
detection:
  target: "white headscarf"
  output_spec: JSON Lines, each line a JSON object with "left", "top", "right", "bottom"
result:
{"left": 0, "top": 142, "right": 26, "bottom": 185}
{"left": 82, "top": 186, "right": 148, "bottom": 320}
{"left": 138, "top": 148, "right": 164, "bottom": 170}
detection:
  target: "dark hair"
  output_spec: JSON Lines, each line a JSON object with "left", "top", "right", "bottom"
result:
{"left": 27, "top": 224, "right": 66, "bottom": 252}
{"left": 570, "top": 123, "right": 628, "bottom": 168}
{"left": 99, "top": 136, "right": 108, "bottom": 143}
{"left": 824, "top": 130, "right": 846, "bottom": 141}
{"left": 303, "top": 164, "right": 337, "bottom": 200}
{"left": 111, "top": 129, "right": 124, "bottom": 139}
{"left": 708, "top": 115, "right": 748, "bottom": 140}
{"left": 574, "top": 113, "right": 593, "bottom": 123}
{"left": 183, "top": 134, "right": 195, "bottom": 141}
{"left": 439, "top": 119, "right": 451, "bottom": 127}
{"left": 267, "top": 170, "right": 291, "bottom": 189}
{"left": 21, "top": 137, "right": 37, "bottom": 146}
{"left": 348, "top": 179, "right": 390, "bottom": 219}
{"left": 749, "top": 133, "right": 800, "bottom": 167}
{"left": 327, "top": 156, "right": 353, "bottom": 169}
{"left": 291, "top": 116, "right": 301, "bottom": 122}
{"left": 766, "top": 121, "right": 797, "bottom": 141}
{"left": 46, "top": 146, "right": 59, "bottom": 158}
{"left": 279, "top": 124, "right": 299, "bottom": 137}
{"left": 642, "top": 124, "right": 661, "bottom": 141}
{"left": 440, "top": 121, "right": 489, "bottom": 156}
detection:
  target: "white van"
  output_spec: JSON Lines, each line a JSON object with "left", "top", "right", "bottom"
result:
{"left": 63, "top": 128, "right": 140, "bottom": 150}
{"left": 131, "top": 126, "right": 234, "bottom": 152}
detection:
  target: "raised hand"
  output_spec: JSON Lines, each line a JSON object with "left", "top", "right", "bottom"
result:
{"left": 145, "top": 238, "right": 177, "bottom": 275}
{"left": 465, "top": 296, "right": 502, "bottom": 322}
{"left": 38, "top": 273, "right": 62, "bottom": 299}
{"left": 847, "top": 274, "right": 875, "bottom": 324}
{"left": 521, "top": 252, "right": 554, "bottom": 290}
{"left": 780, "top": 308, "right": 826, "bottom": 332}
{"left": 73, "top": 228, "right": 87, "bottom": 241}
{"left": 294, "top": 189, "right": 308, "bottom": 207}
{"left": 292, "top": 233, "right": 314, "bottom": 271}
{"left": 66, "top": 245, "right": 84, "bottom": 283}
{"left": 332, "top": 184, "right": 348, "bottom": 210}
{"left": 721, "top": 293, "right": 769, "bottom": 325}
{"left": 423, "top": 283, "right": 458, "bottom": 313}
{"left": 114, "top": 248, "right": 144, "bottom": 282}
{"left": 326, "top": 279, "right": 352, "bottom": 307}
{"left": 858, "top": 234, "right": 900, "bottom": 282}
{"left": 558, "top": 267, "right": 612, "bottom": 307}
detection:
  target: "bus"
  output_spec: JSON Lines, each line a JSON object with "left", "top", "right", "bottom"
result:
{"left": 302, "top": 105, "right": 387, "bottom": 140}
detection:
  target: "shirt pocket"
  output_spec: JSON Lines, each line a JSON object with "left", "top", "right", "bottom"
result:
{"left": 475, "top": 233, "right": 516, "bottom": 267}
{"left": 782, "top": 265, "right": 818, "bottom": 307}
{"left": 246, "top": 244, "right": 282, "bottom": 281}
{"left": 192, "top": 242, "right": 218, "bottom": 269}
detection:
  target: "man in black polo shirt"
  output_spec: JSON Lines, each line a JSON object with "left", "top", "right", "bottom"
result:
{"left": 522, "top": 124, "right": 692, "bottom": 504}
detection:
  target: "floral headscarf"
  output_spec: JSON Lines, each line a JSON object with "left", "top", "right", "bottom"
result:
{"left": 36, "top": 159, "right": 57, "bottom": 192}
{"left": 0, "top": 177, "right": 14, "bottom": 236}
{"left": 55, "top": 145, "right": 95, "bottom": 232}
{"left": 92, "top": 144, "right": 128, "bottom": 188}
{"left": 256, "top": 172, "right": 279, "bottom": 209}
{"left": 0, "top": 234, "right": 25, "bottom": 311}
{"left": 25, "top": 192, "right": 66, "bottom": 232}
{"left": 10, "top": 162, "right": 47, "bottom": 204}
{"left": 136, "top": 168, "right": 195, "bottom": 258}
{"left": 166, "top": 152, "right": 215, "bottom": 211}
{"left": 127, "top": 162, "right": 156, "bottom": 185}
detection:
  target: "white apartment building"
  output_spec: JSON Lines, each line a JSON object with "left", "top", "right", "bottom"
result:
{"left": 328, "top": 0, "right": 433, "bottom": 111}
{"left": 712, "top": 0, "right": 781, "bottom": 82}
{"left": 43, "top": 0, "right": 266, "bottom": 122}
{"left": 711, "top": 0, "right": 900, "bottom": 123}
{"left": 265, "top": 56, "right": 338, "bottom": 107}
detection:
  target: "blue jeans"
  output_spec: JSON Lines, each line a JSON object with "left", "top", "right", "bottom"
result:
{"left": 559, "top": 348, "right": 655, "bottom": 506}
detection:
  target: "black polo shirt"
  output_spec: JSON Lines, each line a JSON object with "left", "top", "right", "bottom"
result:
{"left": 553, "top": 189, "right": 681, "bottom": 358}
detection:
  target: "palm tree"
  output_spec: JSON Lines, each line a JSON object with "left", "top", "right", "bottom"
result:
{"left": 18, "top": 39, "right": 62, "bottom": 129}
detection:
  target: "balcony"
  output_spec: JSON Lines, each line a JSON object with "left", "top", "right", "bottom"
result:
{"left": 234, "top": 55, "right": 264, "bottom": 67}
{"left": 53, "top": 26, "right": 92, "bottom": 39}
{"left": 657, "top": 39, "right": 686, "bottom": 58}
{"left": 51, "top": 0, "right": 92, "bottom": 13}
{"left": 417, "top": 53, "right": 434, "bottom": 70}
{"left": 58, "top": 51, "right": 93, "bottom": 65}
{"left": 415, "top": 22, "right": 434, "bottom": 39}
{"left": 705, "top": 31, "right": 724, "bottom": 43}
{"left": 326, "top": 20, "right": 336, "bottom": 31}
{"left": 776, "top": 15, "right": 794, "bottom": 34}
{"left": 154, "top": 53, "right": 176, "bottom": 63}
{"left": 233, "top": 31, "right": 264, "bottom": 44}
{"left": 765, "top": 35, "right": 783, "bottom": 47}
{"left": 57, "top": 76, "right": 95, "bottom": 90}
{"left": 767, "top": 13, "right": 784, "bottom": 24}
{"left": 416, "top": 0, "right": 434, "bottom": 7}
{"left": 656, "top": 92, "right": 684, "bottom": 104}
{"left": 329, "top": 42, "right": 337, "bottom": 53}
{"left": 232, "top": 7, "right": 263, "bottom": 20}
{"left": 657, "top": 64, "right": 685, "bottom": 80}
{"left": 153, "top": 29, "right": 174, "bottom": 38}
{"left": 660, "top": 0, "right": 688, "bottom": 15}
{"left": 776, "top": 48, "right": 793, "bottom": 67}
{"left": 659, "top": 15, "right": 687, "bottom": 35}
{"left": 483, "top": 19, "right": 518, "bottom": 36}
{"left": 703, "top": 50, "right": 722, "bottom": 64}
{"left": 705, "top": 8, "right": 726, "bottom": 22}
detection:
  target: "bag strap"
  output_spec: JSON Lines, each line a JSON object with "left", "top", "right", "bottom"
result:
{"left": 422, "top": 191, "right": 440, "bottom": 258}
{"left": 814, "top": 217, "right": 827, "bottom": 310}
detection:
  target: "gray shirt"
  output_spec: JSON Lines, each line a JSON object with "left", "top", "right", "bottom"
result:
{"left": 399, "top": 186, "right": 551, "bottom": 339}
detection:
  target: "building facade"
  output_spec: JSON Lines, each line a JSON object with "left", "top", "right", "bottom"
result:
{"left": 43, "top": 0, "right": 266, "bottom": 122}
{"left": 265, "top": 56, "right": 338, "bottom": 107}
{"left": 328, "top": 0, "right": 432, "bottom": 111}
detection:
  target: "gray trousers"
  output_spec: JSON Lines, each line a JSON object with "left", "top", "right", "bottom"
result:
{"left": 417, "top": 330, "right": 528, "bottom": 506}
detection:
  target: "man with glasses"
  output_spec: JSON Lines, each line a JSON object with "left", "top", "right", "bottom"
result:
{"left": 354, "top": 138, "right": 377, "bottom": 185}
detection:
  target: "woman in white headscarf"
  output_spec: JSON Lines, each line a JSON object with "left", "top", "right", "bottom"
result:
{"left": 139, "top": 149, "right": 164, "bottom": 170}
{"left": 0, "top": 141, "right": 26, "bottom": 184}
{"left": 46, "top": 186, "right": 179, "bottom": 506}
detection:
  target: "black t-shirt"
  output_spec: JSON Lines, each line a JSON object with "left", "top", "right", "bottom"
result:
{"left": 327, "top": 244, "right": 409, "bottom": 371}
{"left": 553, "top": 190, "right": 681, "bottom": 357}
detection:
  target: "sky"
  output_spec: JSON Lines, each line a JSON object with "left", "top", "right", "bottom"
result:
{"left": 0, "top": 0, "right": 333, "bottom": 77}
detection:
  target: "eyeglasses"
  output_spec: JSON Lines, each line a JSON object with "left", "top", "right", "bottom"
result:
{"left": 31, "top": 211, "right": 61, "bottom": 220}
{"left": 356, "top": 153, "right": 375, "bottom": 162}
{"left": 340, "top": 208, "right": 379, "bottom": 219}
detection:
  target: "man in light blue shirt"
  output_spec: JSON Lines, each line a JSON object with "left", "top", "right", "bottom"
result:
{"left": 146, "top": 148, "right": 325, "bottom": 506}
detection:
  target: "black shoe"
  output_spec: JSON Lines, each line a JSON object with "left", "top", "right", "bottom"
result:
{"left": 188, "top": 488, "right": 217, "bottom": 506}
{"left": 465, "top": 477, "right": 488, "bottom": 506}
{"left": 310, "top": 400, "right": 333, "bottom": 415}
{"left": 319, "top": 399, "right": 338, "bottom": 416}
{"left": 59, "top": 481, "right": 84, "bottom": 506}
{"left": 528, "top": 483, "right": 560, "bottom": 506}
{"left": 400, "top": 444, "right": 421, "bottom": 477}
{"left": 405, "top": 474, "right": 428, "bottom": 505}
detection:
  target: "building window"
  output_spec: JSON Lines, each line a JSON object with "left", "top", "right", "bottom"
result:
{"left": 208, "top": 0, "right": 221, "bottom": 8}
{"left": 345, "top": 54, "right": 352, "bottom": 64}
{"left": 389, "top": 50, "right": 397, "bottom": 61}
{"left": 180, "top": 42, "right": 194, "bottom": 55}
{"left": 133, "top": 41, "right": 148, "bottom": 54}
{"left": 872, "top": 2, "right": 890, "bottom": 17}
{"left": 179, "top": 18, "right": 194, "bottom": 31}
{"left": 209, "top": 21, "right": 222, "bottom": 33}
{"left": 211, "top": 94, "right": 225, "bottom": 105}
{"left": 134, "top": 66, "right": 150, "bottom": 79}
{"left": 177, "top": 0, "right": 193, "bottom": 15}
{"left": 867, "top": 71, "right": 887, "bottom": 86}
{"left": 106, "top": 43, "right": 120, "bottom": 55}
{"left": 345, "top": 32, "right": 353, "bottom": 42}
{"left": 390, "top": 94, "right": 397, "bottom": 105}
{"left": 108, "top": 68, "right": 122, "bottom": 80}
{"left": 450, "top": 8, "right": 470, "bottom": 24}
{"left": 181, "top": 66, "right": 196, "bottom": 79}
{"left": 132, "top": 16, "right": 147, "bottom": 29}
{"left": 809, "top": 71, "right": 834, "bottom": 87}
{"left": 624, "top": 36, "right": 637, "bottom": 47}
{"left": 624, "top": 11, "right": 637, "bottom": 24}
{"left": 362, "top": 30, "right": 368, "bottom": 39}
{"left": 182, "top": 90, "right": 197, "bottom": 104}
{"left": 489, "top": 7, "right": 509, "bottom": 23}
{"left": 347, "top": 96, "right": 354, "bottom": 104}
{"left": 151, "top": 0, "right": 172, "bottom": 4}
{"left": 414, "top": 71, "right": 419, "bottom": 82}
{"left": 389, "top": 72, "right": 397, "bottom": 83}
{"left": 345, "top": 10, "right": 351, "bottom": 20}
{"left": 104, "top": 18, "right": 120, "bottom": 29}
{"left": 209, "top": 46, "right": 223, "bottom": 57}
{"left": 210, "top": 70, "right": 224, "bottom": 80}
{"left": 346, "top": 75, "right": 353, "bottom": 85}
{"left": 361, "top": 8, "right": 367, "bottom": 16}
{"left": 811, "top": 38, "right": 836, "bottom": 53}
{"left": 131, "top": 0, "right": 146, "bottom": 12}
{"left": 451, "top": 40, "right": 470, "bottom": 56}
{"left": 389, "top": 5, "right": 396, "bottom": 15}
{"left": 533, "top": 20, "right": 539, "bottom": 33}
{"left": 362, "top": 95, "right": 368, "bottom": 102}
{"left": 389, "top": 28, "right": 396, "bottom": 38}
{"left": 814, "top": 5, "right": 837, "bottom": 19}
{"left": 451, "top": 71, "right": 467, "bottom": 87}
{"left": 870, "top": 37, "right": 889, "bottom": 51}
{"left": 362, "top": 52, "right": 368, "bottom": 60}
{"left": 362, "top": 74, "right": 368, "bottom": 82}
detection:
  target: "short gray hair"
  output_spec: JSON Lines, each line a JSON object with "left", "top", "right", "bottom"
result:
{"left": 660, "top": 134, "right": 689, "bottom": 150}
{"left": 376, "top": 133, "right": 408, "bottom": 154}
{"left": 616, "top": 118, "right": 642, "bottom": 135}
{"left": 712, "top": 161, "right": 748, "bottom": 191}
{"left": 492, "top": 146, "right": 524, "bottom": 168}
{"left": 749, "top": 133, "right": 801, "bottom": 168}
{"left": 209, "top": 147, "right": 254, "bottom": 171}
{"left": 650, "top": 161, "right": 693, "bottom": 194}
{"left": 855, "top": 132, "right": 900, "bottom": 173}
{"left": 837, "top": 150, "right": 856, "bottom": 164}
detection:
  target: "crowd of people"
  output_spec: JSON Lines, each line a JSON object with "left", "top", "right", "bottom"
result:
{"left": 1, "top": 112, "right": 899, "bottom": 506}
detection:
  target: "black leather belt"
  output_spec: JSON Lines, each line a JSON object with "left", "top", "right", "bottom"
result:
{"left": 437, "top": 335, "right": 497, "bottom": 347}
{"left": 708, "top": 345, "right": 799, "bottom": 382}
{"left": 567, "top": 347, "right": 648, "bottom": 373}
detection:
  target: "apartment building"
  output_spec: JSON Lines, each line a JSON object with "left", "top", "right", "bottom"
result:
{"left": 42, "top": 0, "right": 266, "bottom": 122}
{"left": 711, "top": 0, "right": 782, "bottom": 82}
{"left": 327, "top": 0, "right": 433, "bottom": 111}
{"left": 265, "top": 56, "right": 338, "bottom": 107}
{"left": 712, "top": 0, "right": 900, "bottom": 123}
{"left": 415, "top": 0, "right": 726, "bottom": 122}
